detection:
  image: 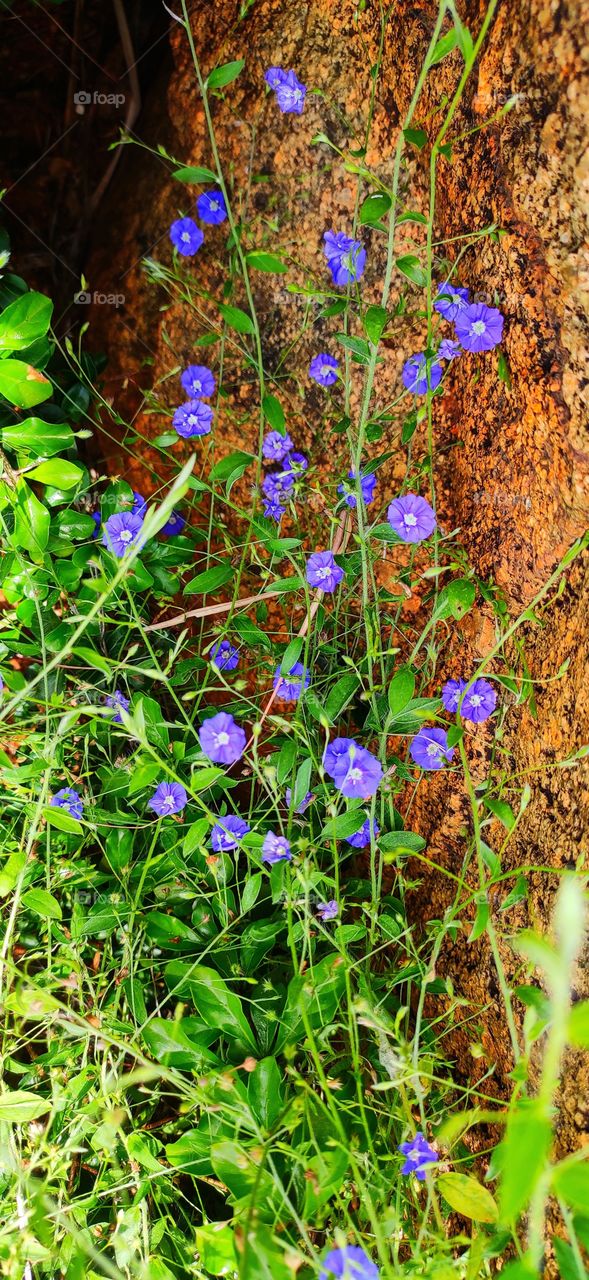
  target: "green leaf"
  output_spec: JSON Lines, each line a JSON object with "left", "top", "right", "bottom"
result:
{"left": 435, "top": 578, "right": 476, "bottom": 620}
{"left": 207, "top": 59, "right": 245, "bottom": 90}
{"left": 0, "top": 1091, "right": 51, "bottom": 1122}
{"left": 321, "top": 809, "right": 368, "bottom": 842}
{"left": 335, "top": 333, "right": 371, "bottom": 364}
{"left": 43, "top": 804, "right": 83, "bottom": 835}
{"left": 403, "top": 127, "right": 428, "bottom": 149}
{"left": 363, "top": 304, "right": 388, "bottom": 345}
{"left": 437, "top": 1172, "right": 499, "bottom": 1223}
{"left": 388, "top": 666, "right": 415, "bottom": 715}
{"left": 0, "top": 359, "right": 52, "bottom": 408}
{"left": 142, "top": 1017, "right": 218, "bottom": 1069}
{"left": 210, "top": 449, "right": 255, "bottom": 484}
{"left": 172, "top": 164, "right": 218, "bottom": 183}
{"left": 325, "top": 673, "right": 360, "bottom": 722}
{"left": 380, "top": 830, "right": 425, "bottom": 856}
{"left": 26, "top": 459, "right": 83, "bottom": 489}
{"left": 280, "top": 637, "right": 303, "bottom": 674}
{"left": 428, "top": 28, "right": 460, "bottom": 66}
{"left": 293, "top": 757, "right": 312, "bottom": 811}
{"left": 12, "top": 480, "right": 50, "bottom": 560}
{"left": 245, "top": 251, "right": 287, "bottom": 274}
{"left": 184, "top": 564, "right": 234, "bottom": 594}
{"left": 195, "top": 1224, "right": 237, "bottom": 1276}
{"left": 569, "top": 1000, "right": 589, "bottom": 1047}
{"left": 241, "top": 873, "right": 262, "bottom": 914}
{"left": 0, "top": 291, "right": 53, "bottom": 350}
{"left": 498, "top": 1100, "right": 552, "bottom": 1222}
{"left": 396, "top": 254, "right": 427, "bottom": 287}
{"left": 261, "top": 393, "right": 285, "bottom": 432}
{"left": 359, "top": 192, "right": 391, "bottom": 225}
{"left": 1, "top": 418, "right": 73, "bottom": 458}
{"left": 218, "top": 303, "right": 255, "bottom": 335}
{"left": 22, "top": 888, "right": 62, "bottom": 921}
{"left": 484, "top": 796, "right": 515, "bottom": 832}
{"left": 248, "top": 1057, "right": 282, "bottom": 1129}
{"left": 552, "top": 1156, "right": 589, "bottom": 1211}
{"left": 164, "top": 962, "right": 257, "bottom": 1050}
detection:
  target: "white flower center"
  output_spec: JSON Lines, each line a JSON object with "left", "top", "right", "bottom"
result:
{"left": 120, "top": 529, "right": 132, "bottom": 542}
{"left": 163, "top": 794, "right": 175, "bottom": 809}
{"left": 470, "top": 694, "right": 482, "bottom": 705}
{"left": 426, "top": 742, "right": 440, "bottom": 757}
{"left": 181, "top": 232, "right": 191, "bottom": 242}
{"left": 404, "top": 513, "right": 417, "bottom": 527}
{"left": 210, "top": 200, "right": 219, "bottom": 211}
{"left": 472, "top": 320, "right": 486, "bottom": 334}
{"left": 216, "top": 731, "right": 229, "bottom": 746}
{"left": 348, "top": 767, "right": 362, "bottom": 781}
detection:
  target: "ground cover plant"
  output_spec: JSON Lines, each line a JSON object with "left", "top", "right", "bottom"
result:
{"left": 0, "top": 2, "right": 587, "bottom": 1279}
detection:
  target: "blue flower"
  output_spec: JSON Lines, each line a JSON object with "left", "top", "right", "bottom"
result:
{"left": 388, "top": 493, "right": 436, "bottom": 543}
{"left": 102, "top": 511, "right": 145, "bottom": 558}
{"left": 402, "top": 353, "right": 443, "bottom": 395}
{"left": 264, "top": 67, "right": 306, "bottom": 114}
{"left": 273, "top": 661, "right": 310, "bottom": 701}
{"left": 438, "top": 338, "right": 461, "bottom": 361}
{"left": 131, "top": 491, "right": 147, "bottom": 518}
{"left": 319, "top": 1246, "right": 379, "bottom": 1280}
{"left": 346, "top": 816, "right": 379, "bottom": 848}
{"left": 262, "top": 498, "right": 285, "bottom": 522}
{"left": 199, "top": 711, "right": 246, "bottom": 764}
{"left": 210, "top": 639, "right": 239, "bottom": 671}
{"left": 181, "top": 364, "right": 216, "bottom": 398}
{"left": 454, "top": 302, "right": 504, "bottom": 353}
{"left": 285, "top": 787, "right": 314, "bottom": 814}
{"left": 323, "top": 737, "right": 358, "bottom": 779}
{"left": 160, "top": 510, "right": 186, "bottom": 536}
{"left": 262, "top": 471, "right": 294, "bottom": 504}
{"left": 169, "top": 217, "right": 204, "bottom": 256}
{"left": 434, "top": 281, "right": 470, "bottom": 321}
{"left": 50, "top": 788, "right": 84, "bottom": 820}
{"left": 262, "top": 831, "right": 292, "bottom": 864}
{"left": 197, "top": 189, "right": 227, "bottom": 225}
{"left": 317, "top": 900, "right": 339, "bottom": 922}
{"left": 105, "top": 690, "right": 130, "bottom": 723}
{"left": 211, "top": 814, "right": 250, "bottom": 851}
{"left": 441, "top": 679, "right": 467, "bottom": 713}
{"left": 91, "top": 511, "right": 101, "bottom": 538}
{"left": 323, "top": 230, "right": 366, "bottom": 286}
{"left": 398, "top": 1131, "right": 438, "bottom": 1181}
{"left": 461, "top": 677, "right": 497, "bottom": 722}
{"left": 332, "top": 743, "right": 383, "bottom": 799}
{"left": 306, "top": 550, "right": 344, "bottom": 593}
{"left": 262, "top": 431, "right": 293, "bottom": 462}
{"left": 148, "top": 781, "right": 187, "bottom": 817}
{"left": 309, "top": 353, "right": 339, "bottom": 386}
{"left": 409, "top": 726, "right": 454, "bottom": 771}
{"left": 173, "top": 399, "right": 214, "bottom": 438}
{"left": 338, "top": 469, "right": 377, "bottom": 509}
{"left": 283, "top": 450, "right": 308, "bottom": 473}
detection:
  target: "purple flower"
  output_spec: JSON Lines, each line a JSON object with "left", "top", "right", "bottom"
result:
{"left": 181, "top": 364, "right": 216, "bottom": 398}
{"left": 409, "top": 726, "right": 454, "bottom": 771}
{"left": 199, "top": 711, "right": 246, "bottom": 765}
{"left": 264, "top": 67, "right": 306, "bottom": 114}
{"left": 438, "top": 338, "right": 461, "bottom": 361}
{"left": 323, "top": 230, "right": 366, "bottom": 287}
{"left": 338, "top": 470, "right": 377, "bottom": 509}
{"left": 388, "top": 493, "right": 436, "bottom": 544}
{"left": 262, "top": 831, "right": 292, "bottom": 864}
{"left": 131, "top": 491, "right": 147, "bottom": 518}
{"left": 210, "top": 639, "right": 239, "bottom": 671}
{"left": 285, "top": 788, "right": 314, "bottom": 814}
{"left": 262, "top": 430, "right": 293, "bottom": 462}
{"left": 91, "top": 511, "right": 101, "bottom": 538}
{"left": 309, "top": 353, "right": 339, "bottom": 387}
{"left": 319, "top": 1246, "right": 379, "bottom": 1280}
{"left": 323, "top": 737, "right": 358, "bottom": 780}
{"left": 434, "top": 281, "right": 470, "bottom": 321}
{"left": 50, "top": 788, "right": 84, "bottom": 820}
{"left": 210, "top": 814, "right": 250, "bottom": 851}
{"left": 273, "top": 661, "right": 310, "bottom": 701}
{"left": 262, "top": 471, "right": 294, "bottom": 505}
{"left": 306, "top": 550, "right": 344, "bottom": 593}
{"left": 398, "top": 1131, "right": 438, "bottom": 1181}
{"left": 197, "top": 189, "right": 227, "bottom": 225}
{"left": 148, "top": 781, "right": 187, "bottom": 817}
{"left": 262, "top": 498, "right": 284, "bottom": 522}
{"left": 332, "top": 743, "right": 383, "bottom": 799}
{"left": 454, "top": 302, "right": 504, "bottom": 353}
{"left": 317, "top": 900, "right": 339, "bottom": 922}
{"left": 346, "top": 816, "right": 379, "bottom": 848}
{"left": 105, "top": 690, "right": 130, "bottom": 723}
{"left": 402, "top": 353, "right": 443, "bottom": 395}
{"left": 283, "top": 451, "right": 308, "bottom": 473}
{"left": 160, "top": 510, "right": 186, "bottom": 536}
{"left": 102, "top": 511, "right": 145, "bottom": 558}
{"left": 461, "top": 677, "right": 497, "bottom": 722}
{"left": 441, "top": 679, "right": 467, "bottom": 714}
{"left": 173, "top": 399, "right": 214, "bottom": 438}
{"left": 169, "top": 217, "right": 204, "bottom": 256}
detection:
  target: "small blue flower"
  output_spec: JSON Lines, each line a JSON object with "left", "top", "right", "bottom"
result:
{"left": 398, "top": 1131, "right": 438, "bottom": 1181}
{"left": 50, "top": 788, "right": 84, "bottom": 820}
{"left": 262, "top": 471, "right": 294, "bottom": 504}
{"left": 338, "top": 469, "right": 377, "bottom": 509}
{"left": 454, "top": 302, "right": 504, "bottom": 353}
{"left": 148, "top": 781, "right": 187, "bottom": 817}
{"left": 173, "top": 399, "right": 214, "bottom": 438}
{"left": 388, "top": 493, "right": 436, "bottom": 543}
{"left": 91, "top": 511, "right": 101, "bottom": 538}
{"left": 210, "top": 639, "right": 239, "bottom": 671}
{"left": 105, "top": 690, "right": 130, "bottom": 723}
{"left": 169, "top": 217, "right": 204, "bottom": 256}
{"left": 210, "top": 814, "right": 250, "bottom": 851}
{"left": 402, "top": 353, "right": 443, "bottom": 395}
{"left": 441, "top": 679, "right": 467, "bottom": 713}
{"left": 309, "top": 353, "right": 339, "bottom": 386}
{"left": 264, "top": 67, "right": 306, "bottom": 114}
{"left": 199, "top": 712, "right": 246, "bottom": 765}
{"left": 160, "top": 510, "right": 186, "bottom": 536}
{"left": 317, "top": 900, "right": 339, "bottom": 922}
{"left": 131, "top": 491, "right": 147, "bottom": 518}
{"left": 283, "top": 450, "right": 308, "bottom": 473}
{"left": 102, "top": 511, "right": 145, "bottom": 558}
{"left": 434, "top": 281, "right": 470, "bottom": 321}
{"left": 323, "top": 230, "right": 366, "bottom": 286}
{"left": 273, "top": 661, "right": 310, "bottom": 701}
{"left": 306, "top": 550, "right": 344, "bottom": 593}
{"left": 181, "top": 364, "right": 216, "bottom": 398}
{"left": 197, "top": 189, "right": 227, "bottom": 225}
{"left": 323, "top": 737, "right": 358, "bottom": 779}
{"left": 262, "top": 498, "right": 285, "bottom": 522}
{"left": 320, "top": 1245, "right": 379, "bottom": 1280}
{"left": 346, "top": 816, "right": 379, "bottom": 848}
{"left": 410, "top": 726, "right": 454, "bottom": 771}
{"left": 262, "top": 431, "right": 293, "bottom": 462}
{"left": 461, "top": 677, "right": 497, "bottom": 722}
{"left": 285, "top": 788, "right": 314, "bottom": 814}
{"left": 332, "top": 743, "right": 383, "bottom": 800}
{"left": 262, "top": 831, "right": 292, "bottom": 864}
{"left": 438, "top": 338, "right": 461, "bottom": 361}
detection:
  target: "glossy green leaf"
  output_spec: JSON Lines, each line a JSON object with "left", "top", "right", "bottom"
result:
{"left": 27, "top": 460, "right": 83, "bottom": 489}
{"left": 207, "top": 59, "right": 245, "bottom": 90}
{"left": 246, "top": 251, "right": 288, "bottom": 273}
{"left": 0, "top": 291, "right": 53, "bottom": 350}
{"left": 0, "top": 359, "right": 52, "bottom": 408}
{"left": 218, "top": 303, "right": 255, "bottom": 334}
